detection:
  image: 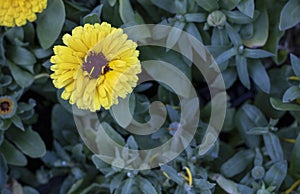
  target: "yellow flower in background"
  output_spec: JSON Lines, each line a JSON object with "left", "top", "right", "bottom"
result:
{"left": 0, "top": 0, "right": 47, "bottom": 27}
{"left": 0, "top": 96, "right": 17, "bottom": 119}
{"left": 50, "top": 22, "right": 141, "bottom": 112}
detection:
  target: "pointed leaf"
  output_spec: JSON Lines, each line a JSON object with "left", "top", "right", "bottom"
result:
{"left": 119, "top": 0, "right": 135, "bottom": 24}
{"left": 6, "top": 128, "right": 46, "bottom": 158}
{"left": 121, "top": 178, "right": 134, "bottom": 194}
{"left": 0, "top": 154, "right": 7, "bottom": 190}
{"left": 166, "top": 21, "right": 185, "bottom": 50}
{"left": 290, "top": 134, "right": 300, "bottom": 178}
{"left": 225, "top": 23, "right": 242, "bottom": 46}
{"left": 221, "top": 150, "right": 255, "bottom": 177}
{"left": 249, "top": 60, "right": 270, "bottom": 93}
{"left": 150, "top": 0, "right": 176, "bottom": 13}
{"left": 237, "top": 0, "right": 255, "bottom": 18}
{"left": 37, "top": 0, "right": 65, "bottom": 49}
{"left": 244, "top": 49, "right": 274, "bottom": 59}
{"left": 224, "top": 10, "right": 254, "bottom": 24}
{"left": 0, "top": 140, "right": 27, "bottom": 166}
{"left": 11, "top": 115, "right": 25, "bottom": 131}
{"left": 8, "top": 61, "right": 33, "bottom": 88}
{"left": 219, "top": 0, "right": 241, "bottom": 10}
{"left": 216, "top": 47, "right": 237, "bottom": 65}
{"left": 263, "top": 132, "right": 284, "bottom": 162}
{"left": 290, "top": 54, "right": 300, "bottom": 79}
{"left": 243, "top": 9, "right": 269, "bottom": 48}
{"left": 270, "top": 97, "right": 300, "bottom": 111}
{"left": 136, "top": 176, "right": 158, "bottom": 194}
{"left": 279, "top": 0, "right": 300, "bottom": 30}
{"left": 6, "top": 46, "right": 36, "bottom": 66}
{"left": 236, "top": 55, "right": 250, "bottom": 89}
{"left": 160, "top": 165, "right": 184, "bottom": 185}
{"left": 184, "top": 13, "right": 207, "bottom": 23}
{"left": 195, "top": 0, "right": 219, "bottom": 12}
{"left": 264, "top": 160, "right": 287, "bottom": 190}
{"left": 283, "top": 86, "right": 300, "bottom": 103}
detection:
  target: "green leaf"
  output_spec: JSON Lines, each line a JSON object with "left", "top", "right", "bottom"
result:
{"left": 212, "top": 28, "right": 230, "bottom": 46}
{"left": 0, "top": 140, "right": 27, "bottom": 166}
{"left": 83, "top": 5, "right": 102, "bottom": 24}
{"left": 290, "top": 133, "right": 300, "bottom": 178}
{"left": 270, "top": 97, "right": 300, "bottom": 111}
{"left": 240, "top": 23, "right": 253, "bottom": 40}
{"left": 247, "top": 127, "right": 269, "bottom": 135}
{"left": 6, "top": 46, "right": 36, "bottom": 68}
{"left": 33, "top": 48, "right": 52, "bottom": 59}
{"left": 0, "top": 154, "right": 7, "bottom": 190}
{"left": 225, "top": 23, "right": 242, "bottom": 46}
{"left": 92, "top": 155, "right": 110, "bottom": 170}
{"left": 219, "top": 0, "right": 240, "bottom": 10}
{"left": 283, "top": 86, "right": 300, "bottom": 103}
{"left": 51, "top": 104, "right": 76, "bottom": 132}
{"left": 235, "top": 104, "right": 266, "bottom": 148}
{"left": 249, "top": 60, "right": 270, "bottom": 93}
{"left": 195, "top": 0, "right": 219, "bottom": 12}
{"left": 126, "top": 136, "right": 138, "bottom": 150}
{"left": 263, "top": 132, "right": 284, "bottom": 162}
{"left": 108, "top": 0, "right": 117, "bottom": 6}
{"left": 11, "top": 115, "right": 25, "bottom": 131}
{"left": 263, "top": 1, "right": 286, "bottom": 64}
{"left": 166, "top": 21, "right": 185, "bottom": 50}
{"left": 290, "top": 54, "right": 300, "bottom": 78}
{"left": 121, "top": 178, "right": 134, "bottom": 194}
{"left": 186, "top": 22, "right": 203, "bottom": 42}
{"left": 279, "top": 0, "right": 300, "bottom": 30}
{"left": 264, "top": 160, "right": 287, "bottom": 190}
{"left": 0, "top": 75, "right": 12, "bottom": 87}
{"left": 184, "top": 13, "right": 207, "bottom": 23}
{"left": 215, "top": 47, "right": 237, "bottom": 65}
{"left": 222, "top": 67, "right": 237, "bottom": 89}
{"left": 7, "top": 60, "right": 34, "bottom": 88}
{"left": 150, "top": 0, "right": 176, "bottom": 13}
{"left": 37, "top": 0, "right": 65, "bottom": 49}
{"left": 243, "top": 49, "right": 274, "bottom": 59}
{"left": 221, "top": 150, "right": 255, "bottom": 177}
{"left": 160, "top": 165, "right": 184, "bottom": 185}
{"left": 101, "top": 122, "right": 126, "bottom": 146}
{"left": 237, "top": 0, "right": 255, "bottom": 18}
{"left": 224, "top": 10, "right": 255, "bottom": 24}
{"left": 174, "top": 0, "right": 187, "bottom": 13}
{"left": 254, "top": 148, "right": 263, "bottom": 166}
{"left": 23, "top": 187, "right": 40, "bottom": 194}
{"left": 210, "top": 174, "right": 240, "bottom": 194}
{"left": 6, "top": 127, "right": 46, "bottom": 158}
{"left": 236, "top": 55, "right": 250, "bottom": 89}
{"left": 110, "top": 173, "right": 125, "bottom": 193}
{"left": 119, "top": 0, "right": 135, "bottom": 24}
{"left": 136, "top": 176, "right": 158, "bottom": 194}
{"left": 243, "top": 9, "right": 269, "bottom": 47}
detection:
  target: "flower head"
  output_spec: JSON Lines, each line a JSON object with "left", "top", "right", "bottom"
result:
{"left": 0, "top": 96, "right": 17, "bottom": 119}
{"left": 0, "top": 0, "right": 47, "bottom": 27}
{"left": 50, "top": 22, "right": 141, "bottom": 112}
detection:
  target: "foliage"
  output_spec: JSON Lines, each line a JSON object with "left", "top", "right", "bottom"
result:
{"left": 0, "top": 0, "right": 300, "bottom": 193}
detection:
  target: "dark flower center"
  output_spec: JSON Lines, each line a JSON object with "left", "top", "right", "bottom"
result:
{"left": 0, "top": 101, "right": 11, "bottom": 113}
{"left": 82, "top": 52, "right": 112, "bottom": 79}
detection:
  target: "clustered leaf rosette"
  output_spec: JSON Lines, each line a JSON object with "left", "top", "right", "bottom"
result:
{"left": 50, "top": 22, "right": 141, "bottom": 112}
{"left": 0, "top": 0, "right": 47, "bottom": 27}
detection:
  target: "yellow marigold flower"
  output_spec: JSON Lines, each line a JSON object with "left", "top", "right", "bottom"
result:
{"left": 0, "top": 0, "right": 47, "bottom": 27}
{"left": 50, "top": 22, "right": 141, "bottom": 112}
